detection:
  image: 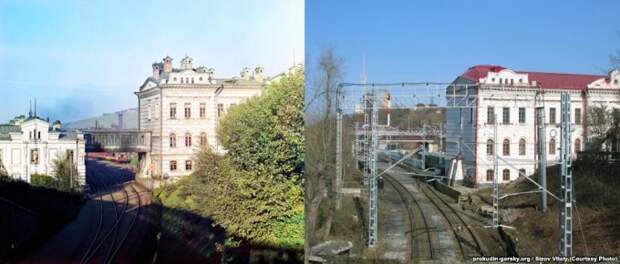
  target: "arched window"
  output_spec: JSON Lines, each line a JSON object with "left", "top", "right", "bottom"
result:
{"left": 502, "top": 169, "right": 510, "bottom": 181}
{"left": 486, "top": 169, "right": 494, "bottom": 181}
{"left": 575, "top": 138, "right": 581, "bottom": 153}
{"left": 200, "top": 132, "right": 207, "bottom": 146}
{"left": 519, "top": 138, "right": 526, "bottom": 156}
{"left": 185, "top": 133, "right": 192, "bottom": 147}
{"left": 503, "top": 139, "right": 510, "bottom": 156}
{"left": 169, "top": 133, "right": 176, "bottom": 148}
{"left": 518, "top": 168, "right": 526, "bottom": 177}
{"left": 487, "top": 139, "right": 494, "bottom": 156}
{"left": 185, "top": 160, "right": 192, "bottom": 171}
{"left": 549, "top": 138, "right": 556, "bottom": 155}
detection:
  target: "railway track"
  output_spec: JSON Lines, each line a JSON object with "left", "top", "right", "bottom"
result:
{"left": 382, "top": 174, "right": 435, "bottom": 263}
{"left": 79, "top": 160, "right": 143, "bottom": 264}
{"left": 416, "top": 179, "right": 484, "bottom": 259}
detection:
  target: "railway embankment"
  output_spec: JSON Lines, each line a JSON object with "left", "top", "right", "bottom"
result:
{"left": 0, "top": 177, "right": 84, "bottom": 262}
{"left": 470, "top": 158, "right": 620, "bottom": 256}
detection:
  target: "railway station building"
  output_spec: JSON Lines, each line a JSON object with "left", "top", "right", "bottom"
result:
{"left": 0, "top": 114, "right": 86, "bottom": 184}
{"left": 444, "top": 65, "right": 620, "bottom": 186}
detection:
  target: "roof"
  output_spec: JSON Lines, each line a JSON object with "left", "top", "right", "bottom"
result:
{"left": 461, "top": 65, "right": 506, "bottom": 81}
{"left": 461, "top": 65, "right": 606, "bottom": 90}
{"left": 516, "top": 71, "right": 604, "bottom": 90}
{"left": 0, "top": 124, "right": 21, "bottom": 134}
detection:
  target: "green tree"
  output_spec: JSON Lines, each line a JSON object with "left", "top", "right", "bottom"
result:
{"left": 187, "top": 67, "right": 305, "bottom": 244}
{"left": 52, "top": 152, "right": 78, "bottom": 192}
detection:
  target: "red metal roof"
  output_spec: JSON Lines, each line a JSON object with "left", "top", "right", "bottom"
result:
{"left": 461, "top": 65, "right": 606, "bottom": 90}
{"left": 461, "top": 65, "right": 505, "bottom": 81}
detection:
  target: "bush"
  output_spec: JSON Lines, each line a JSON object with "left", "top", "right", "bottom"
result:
{"left": 30, "top": 174, "right": 58, "bottom": 189}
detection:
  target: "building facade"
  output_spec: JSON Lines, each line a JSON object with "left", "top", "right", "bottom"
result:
{"left": 445, "top": 65, "right": 620, "bottom": 185}
{"left": 135, "top": 55, "right": 268, "bottom": 178}
{"left": 0, "top": 115, "right": 86, "bottom": 185}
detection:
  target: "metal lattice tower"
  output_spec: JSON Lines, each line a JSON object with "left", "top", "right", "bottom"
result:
{"left": 367, "top": 89, "right": 379, "bottom": 247}
{"left": 335, "top": 92, "right": 343, "bottom": 209}
{"left": 492, "top": 113, "right": 499, "bottom": 227}
{"left": 559, "top": 92, "right": 573, "bottom": 256}
{"left": 362, "top": 94, "right": 371, "bottom": 186}
{"left": 536, "top": 106, "right": 548, "bottom": 212}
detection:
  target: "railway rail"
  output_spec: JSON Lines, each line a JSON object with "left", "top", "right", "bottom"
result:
{"left": 416, "top": 179, "right": 484, "bottom": 259}
{"left": 79, "top": 160, "right": 143, "bottom": 264}
{"left": 382, "top": 173, "right": 434, "bottom": 262}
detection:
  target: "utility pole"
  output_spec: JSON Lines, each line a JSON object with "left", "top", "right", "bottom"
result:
{"left": 367, "top": 88, "right": 378, "bottom": 247}
{"left": 492, "top": 112, "right": 499, "bottom": 228}
{"left": 335, "top": 87, "right": 343, "bottom": 209}
{"left": 536, "top": 106, "right": 547, "bottom": 212}
{"left": 559, "top": 92, "right": 573, "bottom": 256}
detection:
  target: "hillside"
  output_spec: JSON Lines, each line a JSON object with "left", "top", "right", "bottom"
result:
{"left": 471, "top": 157, "right": 620, "bottom": 256}
{"left": 64, "top": 108, "right": 138, "bottom": 130}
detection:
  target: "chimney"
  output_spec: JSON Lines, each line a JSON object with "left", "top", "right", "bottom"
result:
{"left": 163, "top": 56, "right": 173, "bottom": 73}
{"left": 152, "top": 63, "right": 161, "bottom": 78}
{"left": 253, "top": 67, "right": 265, "bottom": 82}
{"left": 240, "top": 67, "right": 250, "bottom": 80}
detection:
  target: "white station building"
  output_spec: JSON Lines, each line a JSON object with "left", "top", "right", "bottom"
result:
{"left": 136, "top": 55, "right": 274, "bottom": 178}
{"left": 444, "top": 65, "right": 620, "bottom": 186}
{"left": 0, "top": 114, "right": 86, "bottom": 184}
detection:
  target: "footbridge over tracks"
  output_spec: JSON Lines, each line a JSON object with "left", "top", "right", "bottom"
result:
{"left": 83, "top": 129, "right": 151, "bottom": 153}
{"left": 83, "top": 129, "right": 153, "bottom": 181}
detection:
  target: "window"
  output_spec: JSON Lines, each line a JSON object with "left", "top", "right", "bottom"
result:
{"left": 170, "top": 160, "right": 177, "bottom": 171}
{"left": 169, "top": 133, "right": 176, "bottom": 148}
{"left": 30, "top": 149, "right": 39, "bottom": 165}
{"left": 29, "top": 131, "right": 32, "bottom": 140}
{"left": 186, "top": 77, "right": 189, "bottom": 83}
{"left": 486, "top": 169, "right": 494, "bottom": 181}
{"left": 502, "top": 107, "right": 510, "bottom": 124}
{"left": 469, "top": 108, "right": 473, "bottom": 124}
{"left": 200, "top": 103, "right": 206, "bottom": 118}
{"left": 487, "top": 139, "right": 494, "bottom": 156}
{"left": 185, "top": 133, "right": 192, "bottom": 147}
{"left": 575, "top": 108, "right": 581, "bottom": 125}
{"left": 518, "top": 168, "right": 526, "bottom": 177}
{"left": 519, "top": 138, "right": 526, "bottom": 155}
{"left": 499, "top": 78, "right": 503, "bottom": 84}
{"left": 200, "top": 132, "right": 207, "bottom": 146}
{"left": 549, "top": 108, "right": 556, "bottom": 124}
{"left": 502, "top": 169, "right": 510, "bottom": 181}
{"left": 184, "top": 103, "right": 191, "bottom": 119}
{"left": 199, "top": 77, "right": 203, "bottom": 81}
{"left": 217, "top": 103, "right": 224, "bottom": 118}
{"left": 37, "top": 131, "right": 41, "bottom": 139}
{"left": 518, "top": 78, "right": 523, "bottom": 83}
{"left": 181, "top": 77, "right": 184, "bottom": 84}
{"left": 575, "top": 138, "right": 581, "bottom": 153}
{"left": 503, "top": 139, "right": 510, "bottom": 156}
{"left": 518, "top": 108, "right": 526, "bottom": 124}
{"left": 173, "top": 77, "right": 177, "bottom": 81}
{"left": 191, "top": 77, "right": 194, "bottom": 84}
{"left": 549, "top": 138, "right": 556, "bottom": 155}
{"left": 487, "top": 107, "right": 495, "bottom": 124}
{"left": 170, "top": 103, "right": 177, "bottom": 119}
{"left": 185, "top": 160, "right": 192, "bottom": 171}
{"left": 510, "top": 79, "right": 514, "bottom": 85}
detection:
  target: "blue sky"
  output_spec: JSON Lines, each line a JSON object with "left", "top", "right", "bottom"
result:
{"left": 306, "top": 0, "right": 620, "bottom": 100}
{"left": 0, "top": 0, "right": 303, "bottom": 123}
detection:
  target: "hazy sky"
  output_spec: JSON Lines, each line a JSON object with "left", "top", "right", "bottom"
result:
{"left": 306, "top": 0, "right": 620, "bottom": 105}
{"left": 0, "top": 0, "right": 303, "bottom": 123}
